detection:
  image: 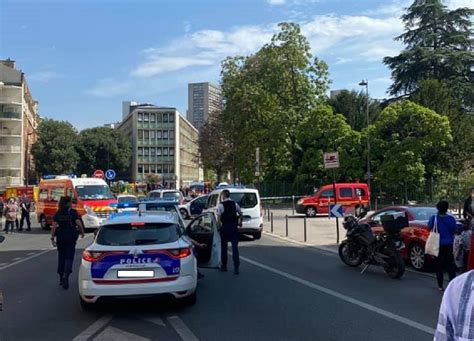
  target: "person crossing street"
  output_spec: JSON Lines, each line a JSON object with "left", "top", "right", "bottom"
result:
{"left": 217, "top": 189, "right": 243, "bottom": 274}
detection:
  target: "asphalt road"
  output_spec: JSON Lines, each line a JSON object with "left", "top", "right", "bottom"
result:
{"left": 0, "top": 231, "right": 443, "bottom": 341}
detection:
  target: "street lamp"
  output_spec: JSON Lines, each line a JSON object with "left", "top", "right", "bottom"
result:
{"left": 359, "top": 79, "right": 371, "bottom": 210}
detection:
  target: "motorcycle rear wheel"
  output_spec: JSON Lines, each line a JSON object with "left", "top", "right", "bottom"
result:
{"left": 338, "top": 240, "right": 363, "bottom": 267}
{"left": 383, "top": 248, "right": 405, "bottom": 279}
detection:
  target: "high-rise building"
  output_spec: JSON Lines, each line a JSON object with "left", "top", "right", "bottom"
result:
{"left": 187, "top": 82, "right": 222, "bottom": 130}
{"left": 0, "top": 59, "right": 40, "bottom": 194}
{"left": 117, "top": 101, "right": 202, "bottom": 188}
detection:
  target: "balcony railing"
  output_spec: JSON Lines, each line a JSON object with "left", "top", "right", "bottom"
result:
{"left": 0, "top": 111, "right": 21, "bottom": 120}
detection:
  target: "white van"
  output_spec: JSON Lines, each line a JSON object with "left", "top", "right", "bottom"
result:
{"left": 204, "top": 187, "right": 263, "bottom": 239}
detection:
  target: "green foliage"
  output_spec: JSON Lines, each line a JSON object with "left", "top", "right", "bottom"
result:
{"left": 220, "top": 22, "right": 331, "bottom": 183}
{"left": 76, "top": 127, "right": 131, "bottom": 177}
{"left": 329, "top": 90, "right": 381, "bottom": 131}
{"left": 383, "top": 0, "right": 473, "bottom": 106}
{"left": 31, "top": 119, "right": 79, "bottom": 175}
{"left": 144, "top": 173, "right": 161, "bottom": 187}
{"left": 370, "top": 101, "right": 452, "bottom": 195}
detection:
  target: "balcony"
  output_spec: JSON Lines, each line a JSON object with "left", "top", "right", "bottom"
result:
{"left": 0, "top": 111, "right": 21, "bottom": 120}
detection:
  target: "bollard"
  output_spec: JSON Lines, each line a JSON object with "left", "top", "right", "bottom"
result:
{"left": 285, "top": 215, "right": 288, "bottom": 237}
{"left": 292, "top": 195, "right": 295, "bottom": 216}
{"left": 304, "top": 216, "right": 307, "bottom": 242}
{"left": 267, "top": 205, "right": 271, "bottom": 222}
{"left": 271, "top": 212, "right": 274, "bottom": 233}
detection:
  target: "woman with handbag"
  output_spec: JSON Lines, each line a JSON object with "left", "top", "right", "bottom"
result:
{"left": 50, "top": 196, "right": 85, "bottom": 289}
{"left": 428, "top": 200, "right": 457, "bottom": 291}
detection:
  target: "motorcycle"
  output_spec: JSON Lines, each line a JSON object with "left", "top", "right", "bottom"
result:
{"left": 338, "top": 207, "right": 407, "bottom": 279}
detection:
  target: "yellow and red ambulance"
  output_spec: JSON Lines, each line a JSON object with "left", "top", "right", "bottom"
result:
{"left": 36, "top": 176, "right": 117, "bottom": 229}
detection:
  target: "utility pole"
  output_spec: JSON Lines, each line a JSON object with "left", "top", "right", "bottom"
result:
{"left": 359, "top": 79, "right": 371, "bottom": 210}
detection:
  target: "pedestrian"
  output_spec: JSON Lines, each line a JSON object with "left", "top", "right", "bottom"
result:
{"left": 453, "top": 228, "right": 464, "bottom": 271}
{"left": 461, "top": 220, "right": 472, "bottom": 273}
{"left": 434, "top": 270, "right": 474, "bottom": 340}
{"left": 14, "top": 197, "right": 20, "bottom": 231}
{"left": 50, "top": 196, "right": 85, "bottom": 289}
{"left": 463, "top": 187, "right": 474, "bottom": 227}
{"left": 217, "top": 189, "right": 243, "bottom": 274}
{"left": 19, "top": 194, "right": 31, "bottom": 231}
{"left": 0, "top": 198, "right": 4, "bottom": 231}
{"left": 2, "top": 198, "right": 18, "bottom": 234}
{"left": 429, "top": 200, "right": 457, "bottom": 291}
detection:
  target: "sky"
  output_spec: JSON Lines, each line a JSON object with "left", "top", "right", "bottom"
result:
{"left": 0, "top": 0, "right": 471, "bottom": 130}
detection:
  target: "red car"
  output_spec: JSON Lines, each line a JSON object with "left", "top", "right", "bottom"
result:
{"left": 360, "top": 206, "right": 439, "bottom": 271}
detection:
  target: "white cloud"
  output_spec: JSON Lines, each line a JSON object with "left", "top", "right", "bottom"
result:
{"left": 28, "top": 70, "right": 63, "bottom": 83}
{"left": 131, "top": 57, "right": 214, "bottom": 78}
{"left": 266, "top": 0, "right": 286, "bottom": 5}
{"left": 446, "top": 0, "right": 473, "bottom": 9}
{"left": 85, "top": 78, "right": 133, "bottom": 98}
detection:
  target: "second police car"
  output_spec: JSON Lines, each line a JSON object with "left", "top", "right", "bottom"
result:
{"left": 78, "top": 202, "right": 198, "bottom": 309}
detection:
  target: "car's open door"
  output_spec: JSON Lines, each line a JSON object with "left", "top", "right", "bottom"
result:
{"left": 187, "top": 212, "right": 221, "bottom": 268}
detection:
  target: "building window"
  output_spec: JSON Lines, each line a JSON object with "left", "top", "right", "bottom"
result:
{"left": 169, "top": 131, "right": 174, "bottom": 139}
{"left": 163, "top": 131, "right": 168, "bottom": 139}
{"left": 163, "top": 164, "right": 169, "bottom": 174}
{"left": 144, "top": 165, "right": 149, "bottom": 173}
{"left": 163, "top": 113, "right": 169, "bottom": 123}
{"left": 144, "top": 113, "right": 149, "bottom": 121}
{"left": 169, "top": 164, "right": 175, "bottom": 173}
{"left": 157, "top": 164, "right": 162, "bottom": 173}
{"left": 169, "top": 113, "right": 175, "bottom": 123}
{"left": 169, "top": 147, "right": 174, "bottom": 156}
{"left": 157, "top": 147, "right": 162, "bottom": 156}
{"left": 138, "top": 165, "right": 143, "bottom": 173}
{"left": 163, "top": 147, "right": 168, "bottom": 156}
{"left": 150, "top": 130, "right": 155, "bottom": 139}
{"left": 151, "top": 165, "right": 156, "bottom": 173}
{"left": 144, "top": 130, "right": 149, "bottom": 139}
{"left": 144, "top": 147, "right": 149, "bottom": 156}
{"left": 157, "top": 130, "right": 162, "bottom": 139}
{"left": 138, "top": 130, "right": 144, "bottom": 139}
{"left": 150, "top": 147, "right": 155, "bottom": 156}
{"left": 138, "top": 147, "right": 143, "bottom": 156}
{"left": 157, "top": 113, "right": 162, "bottom": 122}
{"left": 138, "top": 113, "right": 143, "bottom": 122}
{"left": 150, "top": 113, "right": 156, "bottom": 122}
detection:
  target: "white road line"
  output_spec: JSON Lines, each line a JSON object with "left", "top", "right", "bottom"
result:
{"left": 72, "top": 314, "right": 114, "bottom": 341}
{"left": 26, "top": 252, "right": 36, "bottom": 256}
{"left": 143, "top": 316, "right": 166, "bottom": 327}
{"left": 0, "top": 249, "right": 53, "bottom": 271}
{"left": 167, "top": 316, "right": 199, "bottom": 341}
{"left": 0, "top": 263, "right": 6, "bottom": 267}
{"left": 11, "top": 257, "right": 23, "bottom": 261}
{"left": 93, "top": 326, "right": 150, "bottom": 341}
{"left": 240, "top": 255, "right": 436, "bottom": 336}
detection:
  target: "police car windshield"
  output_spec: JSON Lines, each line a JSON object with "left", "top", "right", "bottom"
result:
{"left": 230, "top": 192, "right": 258, "bottom": 209}
{"left": 96, "top": 223, "right": 180, "bottom": 246}
{"left": 75, "top": 185, "right": 114, "bottom": 200}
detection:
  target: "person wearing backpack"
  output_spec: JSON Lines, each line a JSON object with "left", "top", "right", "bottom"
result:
{"left": 2, "top": 198, "right": 18, "bottom": 234}
{"left": 19, "top": 194, "right": 31, "bottom": 231}
{"left": 50, "top": 196, "right": 85, "bottom": 289}
{"left": 428, "top": 200, "right": 457, "bottom": 291}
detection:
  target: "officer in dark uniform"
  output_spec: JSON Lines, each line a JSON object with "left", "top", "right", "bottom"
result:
{"left": 50, "top": 196, "right": 85, "bottom": 289}
{"left": 217, "top": 189, "right": 243, "bottom": 274}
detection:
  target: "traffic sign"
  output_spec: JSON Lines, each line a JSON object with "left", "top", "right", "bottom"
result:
{"left": 329, "top": 204, "right": 344, "bottom": 218}
{"left": 324, "top": 152, "right": 340, "bottom": 169}
{"left": 105, "top": 169, "right": 116, "bottom": 180}
{"left": 93, "top": 169, "right": 104, "bottom": 179}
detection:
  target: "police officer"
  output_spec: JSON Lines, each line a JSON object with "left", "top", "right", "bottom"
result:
{"left": 50, "top": 196, "right": 85, "bottom": 289}
{"left": 217, "top": 189, "right": 243, "bottom": 274}
{"left": 19, "top": 194, "right": 31, "bottom": 231}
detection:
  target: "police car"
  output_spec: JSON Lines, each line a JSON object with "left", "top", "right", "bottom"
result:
{"left": 78, "top": 202, "right": 198, "bottom": 309}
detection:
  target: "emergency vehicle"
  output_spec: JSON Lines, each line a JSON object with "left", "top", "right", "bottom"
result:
{"left": 36, "top": 176, "right": 117, "bottom": 229}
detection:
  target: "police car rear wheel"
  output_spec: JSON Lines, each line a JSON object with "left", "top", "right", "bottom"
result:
{"left": 181, "top": 291, "right": 197, "bottom": 306}
{"left": 79, "top": 296, "right": 95, "bottom": 311}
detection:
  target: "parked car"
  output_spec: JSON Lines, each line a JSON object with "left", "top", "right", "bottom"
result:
{"left": 296, "top": 183, "right": 370, "bottom": 217}
{"left": 360, "top": 205, "right": 462, "bottom": 271}
{"left": 117, "top": 194, "right": 138, "bottom": 204}
{"left": 146, "top": 189, "right": 185, "bottom": 204}
{"left": 179, "top": 195, "right": 209, "bottom": 219}
{"left": 204, "top": 187, "right": 263, "bottom": 240}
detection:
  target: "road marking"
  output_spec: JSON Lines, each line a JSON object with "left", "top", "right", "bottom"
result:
{"left": 240, "top": 255, "right": 436, "bottom": 336}
{"left": 72, "top": 314, "right": 113, "bottom": 341}
{"left": 26, "top": 252, "right": 36, "bottom": 256}
{"left": 143, "top": 316, "right": 166, "bottom": 327}
{"left": 11, "top": 257, "right": 23, "bottom": 261}
{"left": 167, "top": 316, "right": 199, "bottom": 341}
{"left": 93, "top": 326, "right": 149, "bottom": 341}
{"left": 0, "top": 249, "right": 53, "bottom": 271}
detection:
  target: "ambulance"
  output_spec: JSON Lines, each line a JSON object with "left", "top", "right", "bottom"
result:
{"left": 36, "top": 176, "right": 117, "bottom": 230}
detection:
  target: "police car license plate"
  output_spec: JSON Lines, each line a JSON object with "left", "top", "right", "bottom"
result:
{"left": 117, "top": 270, "right": 154, "bottom": 278}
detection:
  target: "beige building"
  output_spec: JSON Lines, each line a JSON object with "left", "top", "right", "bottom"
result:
{"left": 117, "top": 101, "right": 202, "bottom": 188}
{"left": 187, "top": 82, "right": 222, "bottom": 130}
{"left": 0, "top": 59, "right": 40, "bottom": 194}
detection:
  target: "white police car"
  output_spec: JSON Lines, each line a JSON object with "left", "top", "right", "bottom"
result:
{"left": 78, "top": 205, "right": 198, "bottom": 309}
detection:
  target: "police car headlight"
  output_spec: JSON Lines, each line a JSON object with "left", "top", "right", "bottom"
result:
{"left": 84, "top": 205, "right": 97, "bottom": 217}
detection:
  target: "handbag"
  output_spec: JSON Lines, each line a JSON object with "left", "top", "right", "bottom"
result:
{"left": 425, "top": 215, "right": 440, "bottom": 257}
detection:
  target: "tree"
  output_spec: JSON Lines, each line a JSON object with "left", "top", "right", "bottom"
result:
{"left": 220, "top": 22, "right": 331, "bottom": 183}
{"left": 76, "top": 127, "right": 132, "bottom": 178}
{"left": 329, "top": 90, "right": 381, "bottom": 131}
{"left": 369, "top": 101, "right": 452, "bottom": 199}
{"left": 31, "top": 119, "right": 79, "bottom": 175}
{"left": 144, "top": 173, "right": 162, "bottom": 190}
{"left": 383, "top": 0, "right": 473, "bottom": 105}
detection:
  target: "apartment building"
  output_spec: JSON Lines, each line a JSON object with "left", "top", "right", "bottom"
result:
{"left": 0, "top": 59, "right": 40, "bottom": 194}
{"left": 187, "top": 82, "right": 222, "bottom": 130}
{"left": 117, "top": 101, "right": 201, "bottom": 188}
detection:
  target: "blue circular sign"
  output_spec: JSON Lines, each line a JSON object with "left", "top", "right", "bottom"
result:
{"left": 105, "top": 169, "right": 116, "bottom": 180}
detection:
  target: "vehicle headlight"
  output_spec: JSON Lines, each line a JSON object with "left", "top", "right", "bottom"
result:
{"left": 297, "top": 199, "right": 303, "bottom": 205}
{"left": 84, "top": 205, "right": 97, "bottom": 216}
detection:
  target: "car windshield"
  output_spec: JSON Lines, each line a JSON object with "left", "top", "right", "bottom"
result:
{"left": 163, "top": 191, "right": 181, "bottom": 199}
{"left": 96, "top": 223, "right": 180, "bottom": 246}
{"left": 118, "top": 196, "right": 138, "bottom": 203}
{"left": 75, "top": 185, "right": 114, "bottom": 200}
{"left": 408, "top": 207, "right": 437, "bottom": 221}
{"left": 230, "top": 192, "right": 258, "bottom": 209}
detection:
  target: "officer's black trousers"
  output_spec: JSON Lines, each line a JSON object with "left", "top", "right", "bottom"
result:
{"left": 57, "top": 241, "right": 76, "bottom": 276}
{"left": 20, "top": 212, "right": 31, "bottom": 229}
{"left": 220, "top": 226, "right": 240, "bottom": 270}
